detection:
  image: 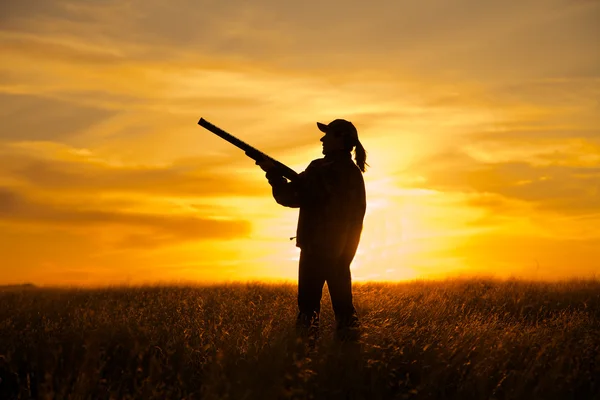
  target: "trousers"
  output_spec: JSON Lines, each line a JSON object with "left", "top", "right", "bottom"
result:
{"left": 297, "top": 249, "right": 357, "bottom": 324}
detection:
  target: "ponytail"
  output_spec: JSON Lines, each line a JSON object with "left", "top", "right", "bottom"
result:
{"left": 354, "top": 140, "right": 368, "bottom": 173}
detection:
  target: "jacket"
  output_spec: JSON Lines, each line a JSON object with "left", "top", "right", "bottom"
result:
{"left": 266, "top": 152, "right": 366, "bottom": 260}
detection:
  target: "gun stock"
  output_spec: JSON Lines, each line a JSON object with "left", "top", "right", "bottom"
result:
{"left": 198, "top": 118, "right": 299, "bottom": 182}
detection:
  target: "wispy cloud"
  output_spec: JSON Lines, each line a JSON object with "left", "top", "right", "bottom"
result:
{"left": 0, "top": 142, "right": 268, "bottom": 197}
{"left": 0, "top": 187, "right": 251, "bottom": 242}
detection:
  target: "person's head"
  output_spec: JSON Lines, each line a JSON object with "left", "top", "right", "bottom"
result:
{"left": 317, "top": 119, "right": 368, "bottom": 172}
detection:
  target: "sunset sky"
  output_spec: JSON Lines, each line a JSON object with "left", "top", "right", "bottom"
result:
{"left": 1, "top": 0, "right": 599, "bottom": 286}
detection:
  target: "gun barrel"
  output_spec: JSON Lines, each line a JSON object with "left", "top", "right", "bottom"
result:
{"left": 198, "top": 118, "right": 299, "bottom": 181}
{"left": 198, "top": 118, "right": 253, "bottom": 153}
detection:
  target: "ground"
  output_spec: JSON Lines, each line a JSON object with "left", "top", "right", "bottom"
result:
{"left": 0, "top": 279, "right": 598, "bottom": 399}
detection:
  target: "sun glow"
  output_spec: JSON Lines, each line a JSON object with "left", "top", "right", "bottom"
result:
{"left": 351, "top": 176, "right": 424, "bottom": 281}
{"left": 237, "top": 140, "right": 486, "bottom": 283}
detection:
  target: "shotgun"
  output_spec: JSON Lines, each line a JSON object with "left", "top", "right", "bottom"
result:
{"left": 198, "top": 118, "right": 299, "bottom": 181}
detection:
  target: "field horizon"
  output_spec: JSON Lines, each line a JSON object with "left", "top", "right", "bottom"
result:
{"left": 1, "top": 278, "right": 598, "bottom": 399}
{"left": 3, "top": 274, "right": 599, "bottom": 290}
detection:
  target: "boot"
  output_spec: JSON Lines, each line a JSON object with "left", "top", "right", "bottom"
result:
{"left": 296, "top": 311, "right": 320, "bottom": 338}
{"left": 335, "top": 313, "right": 360, "bottom": 341}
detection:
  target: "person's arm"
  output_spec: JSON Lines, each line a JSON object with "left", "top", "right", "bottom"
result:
{"left": 258, "top": 157, "right": 326, "bottom": 208}
{"left": 255, "top": 156, "right": 310, "bottom": 208}
{"left": 265, "top": 169, "right": 302, "bottom": 208}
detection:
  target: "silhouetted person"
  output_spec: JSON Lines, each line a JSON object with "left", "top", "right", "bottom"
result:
{"left": 255, "top": 119, "right": 367, "bottom": 337}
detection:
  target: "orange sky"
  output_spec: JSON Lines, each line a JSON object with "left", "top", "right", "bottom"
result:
{"left": 1, "top": 0, "right": 599, "bottom": 286}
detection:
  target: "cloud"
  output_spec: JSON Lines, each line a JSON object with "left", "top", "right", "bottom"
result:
{"left": 0, "top": 187, "right": 252, "bottom": 247}
{"left": 0, "top": 188, "right": 19, "bottom": 212}
{"left": 3, "top": 0, "right": 598, "bottom": 81}
{"left": 0, "top": 31, "right": 125, "bottom": 65}
{"left": 413, "top": 148, "right": 600, "bottom": 215}
{"left": 472, "top": 128, "right": 600, "bottom": 144}
{"left": 0, "top": 93, "right": 117, "bottom": 141}
{"left": 463, "top": 192, "right": 527, "bottom": 215}
{"left": 0, "top": 140, "right": 271, "bottom": 197}
{"left": 0, "top": 0, "right": 72, "bottom": 25}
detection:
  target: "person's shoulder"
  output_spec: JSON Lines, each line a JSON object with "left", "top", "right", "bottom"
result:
{"left": 344, "top": 160, "right": 365, "bottom": 185}
{"left": 339, "top": 158, "right": 362, "bottom": 174}
{"left": 298, "top": 158, "right": 326, "bottom": 178}
{"left": 306, "top": 157, "right": 327, "bottom": 169}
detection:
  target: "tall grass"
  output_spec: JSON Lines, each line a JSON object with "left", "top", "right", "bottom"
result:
{"left": 0, "top": 279, "right": 598, "bottom": 399}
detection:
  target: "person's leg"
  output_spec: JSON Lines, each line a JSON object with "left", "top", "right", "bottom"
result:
{"left": 326, "top": 256, "right": 359, "bottom": 330}
{"left": 297, "top": 250, "right": 326, "bottom": 329}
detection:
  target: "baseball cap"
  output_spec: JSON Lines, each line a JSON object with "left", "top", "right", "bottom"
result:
{"left": 316, "top": 119, "right": 358, "bottom": 143}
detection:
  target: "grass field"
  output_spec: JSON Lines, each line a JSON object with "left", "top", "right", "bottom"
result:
{"left": 0, "top": 279, "right": 598, "bottom": 399}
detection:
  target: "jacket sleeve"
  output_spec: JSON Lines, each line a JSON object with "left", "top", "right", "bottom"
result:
{"left": 265, "top": 169, "right": 302, "bottom": 208}
{"left": 265, "top": 160, "right": 321, "bottom": 208}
